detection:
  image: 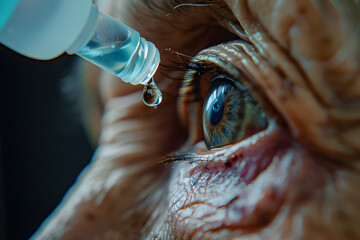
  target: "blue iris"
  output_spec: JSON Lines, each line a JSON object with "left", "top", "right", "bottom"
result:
{"left": 209, "top": 98, "right": 224, "bottom": 125}
{"left": 202, "top": 78, "right": 268, "bottom": 149}
{"left": 203, "top": 81, "right": 242, "bottom": 148}
{"left": 204, "top": 83, "right": 232, "bottom": 126}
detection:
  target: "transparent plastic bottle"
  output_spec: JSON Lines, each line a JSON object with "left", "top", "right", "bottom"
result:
{"left": 67, "top": 5, "right": 160, "bottom": 86}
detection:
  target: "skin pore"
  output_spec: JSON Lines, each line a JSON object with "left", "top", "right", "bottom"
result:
{"left": 32, "top": 0, "right": 360, "bottom": 239}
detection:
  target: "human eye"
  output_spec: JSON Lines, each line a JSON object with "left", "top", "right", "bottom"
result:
{"left": 202, "top": 74, "right": 268, "bottom": 149}
{"left": 176, "top": 41, "right": 273, "bottom": 152}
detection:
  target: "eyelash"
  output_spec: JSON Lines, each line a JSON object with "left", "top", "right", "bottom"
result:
{"left": 160, "top": 52, "right": 216, "bottom": 100}
{"left": 153, "top": 57, "right": 219, "bottom": 165}
{"left": 155, "top": 57, "right": 236, "bottom": 165}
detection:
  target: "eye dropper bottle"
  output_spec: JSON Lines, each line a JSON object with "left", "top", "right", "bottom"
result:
{"left": 0, "top": 0, "right": 162, "bottom": 106}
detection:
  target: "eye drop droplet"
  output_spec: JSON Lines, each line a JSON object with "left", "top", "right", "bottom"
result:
{"left": 142, "top": 78, "right": 162, "bottom": 107}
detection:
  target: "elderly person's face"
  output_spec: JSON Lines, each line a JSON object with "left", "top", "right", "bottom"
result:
{"left": 32, "top": 0, "right": 360, "bottom": 239}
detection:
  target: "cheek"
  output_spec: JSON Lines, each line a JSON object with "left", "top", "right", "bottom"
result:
{"left": 166, "top": 126, "right": 359, "bottom": 239}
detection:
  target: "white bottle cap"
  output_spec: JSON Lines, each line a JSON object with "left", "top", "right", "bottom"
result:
{"left": 0, "top": 0, "right": 93, "bottom": 59}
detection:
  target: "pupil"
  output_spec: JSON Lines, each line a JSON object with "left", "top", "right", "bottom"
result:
{"left": 209, "top": 98, "right": 224, "bottom": 125}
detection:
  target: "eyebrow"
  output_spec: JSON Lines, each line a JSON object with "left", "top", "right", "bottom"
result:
{"left": 131, "top": 0, "right": 223, "bottom": 19}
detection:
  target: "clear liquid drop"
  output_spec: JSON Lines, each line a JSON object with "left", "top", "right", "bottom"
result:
{"left": 142, "top": 78, "right": 162, "bottom": 107}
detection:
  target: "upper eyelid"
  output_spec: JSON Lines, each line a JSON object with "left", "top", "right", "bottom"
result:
{"left": 178, "top": 41, "right": 255, "bottom": 104}
{"left": 211, "top": 74, "right": 248, "bottom": 92}
{"left": 180, "top": 40, "right": 255, "bottom": 89}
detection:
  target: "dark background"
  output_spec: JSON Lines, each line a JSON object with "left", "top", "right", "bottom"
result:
{"left": 0, "top": 45, "right": 94, "bottom": 240}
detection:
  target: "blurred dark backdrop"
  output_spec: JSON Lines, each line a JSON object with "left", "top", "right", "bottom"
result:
{"left": 0, "top": 45, "right": 94, "bottom": 240}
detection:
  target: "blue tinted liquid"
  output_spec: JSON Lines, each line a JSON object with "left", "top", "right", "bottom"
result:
{"left": 77, "top": 32, "right": 140, "bottom": 78}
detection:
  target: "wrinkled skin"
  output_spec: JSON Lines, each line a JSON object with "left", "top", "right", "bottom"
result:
{"left": 31, "top": 0, "right": 360, "bottom": 239}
